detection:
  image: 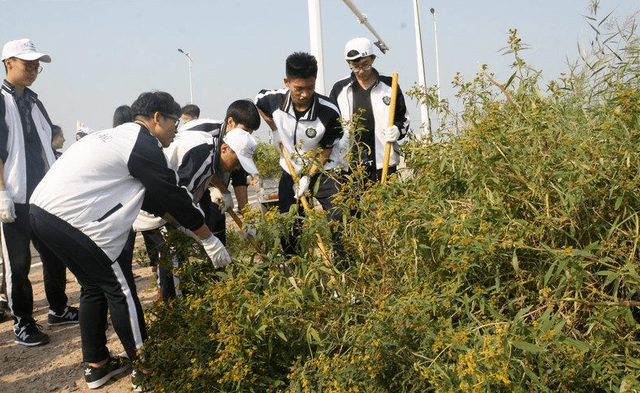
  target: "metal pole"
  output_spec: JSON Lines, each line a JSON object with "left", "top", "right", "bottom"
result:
{"left": 341, "top": 0, "right": 389, "bottom": 53}
{"left": 430, "top": 8, "right": 441, "bottom": 103}
{"left": 308, "top": 0, "right": 325, "bottom": 94}
{"left": 412, "top": 0, "right": 431, "bottom": 140}
{"left": 178, "top": 48, "right": 194, "bottom": 104}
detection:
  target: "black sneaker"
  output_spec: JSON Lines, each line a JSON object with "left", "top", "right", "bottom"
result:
{"left": 84, "top": 355, "right": 131, "bottom": 389}
{"left": 14, "top": 323, "right": 50, "bottom": 346}
{"left": 131, "top": 369, "right": 152, "bottom": 392}
{"left": 48, "top": 306, "right": 79, "bottom": 326}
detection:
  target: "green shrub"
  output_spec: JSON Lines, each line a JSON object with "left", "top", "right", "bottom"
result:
{"left": 254, "top": 141, "right": 281, "bottom": 179}
{"left": 141, "top": 8, "right": 640, "bottom": 393}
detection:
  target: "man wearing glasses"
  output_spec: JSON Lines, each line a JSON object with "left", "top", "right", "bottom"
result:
{"left": 29, "top": 91, "right": 233, "bottom": 388}
{"left": 330, "top": 37, "right": 411, "bottom": 183}
{"left": 0, "top": 38, "right": 78, "bottom": 347}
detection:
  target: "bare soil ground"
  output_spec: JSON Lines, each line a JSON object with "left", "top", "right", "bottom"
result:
{"left": 0, "top": 235, "right": 157, "bottom": 393}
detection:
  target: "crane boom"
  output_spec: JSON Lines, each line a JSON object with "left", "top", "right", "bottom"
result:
{"left": 341, "top": 0, "right": 389, "bottom": 53}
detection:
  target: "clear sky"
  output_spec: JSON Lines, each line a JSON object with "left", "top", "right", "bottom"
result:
{"left": 1, "top": 0, "right": 638, "bottom": 146}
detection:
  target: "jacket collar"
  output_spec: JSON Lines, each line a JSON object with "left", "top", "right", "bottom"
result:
{"left": 349, "top": 67, "right": 380, "bottom": 89}
{"left": 2, "top": 80, "right": 38, "bottom": 102}
{"left": 282, "top": 90, "right": 319, "bottom": 121}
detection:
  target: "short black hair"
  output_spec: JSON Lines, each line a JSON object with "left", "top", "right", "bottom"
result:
{"left": 112, "top": 105, "right": 134, "bottom": 127}
{"left": 225, "top": 99, "right": 261, "bottom": 131}
{"left": 181, "top": 104, "right": 200, "bottom": 118}
{"left": 51, "top": 124, "right": 63, "bottom": 138}
{"left": 131, "top": 91, "right": 181, "bottom": 119}
{"left": 285, "top": 52, "right": 318, "bottom": 80}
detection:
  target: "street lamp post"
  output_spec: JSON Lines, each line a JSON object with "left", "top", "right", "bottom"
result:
{"left": 177, "top": 48, "right": 194, "bottom": 104}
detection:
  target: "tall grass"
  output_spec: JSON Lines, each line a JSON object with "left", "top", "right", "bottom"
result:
{"left": 142, "top": 7, "right": 640, "bottom": 392}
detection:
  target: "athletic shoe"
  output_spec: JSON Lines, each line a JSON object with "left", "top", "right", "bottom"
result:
{"left": 0, "top": 294, "right": 8, "bottom": 310}
{"left": 48, "top": 306, "right": 79, "bottom": 326}
{"left": 84, "top": 355, "right": 131, "bottom": 389}
{"left": 131, "top": 369, "right": 153, "bottom": 392}
{"left": 14, "top": 323, "right": 50, "bottom": 346}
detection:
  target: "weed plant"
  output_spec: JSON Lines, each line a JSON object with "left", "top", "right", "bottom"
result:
{"left": 142, "top": 7, "right": 640, "bottom": 392}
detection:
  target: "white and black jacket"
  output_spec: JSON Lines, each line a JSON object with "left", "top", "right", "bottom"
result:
{"left": 255, "top": 88, "right": 343, "bottom": 175}
{"left": 329, "top": 69, "right": 410, "bottom": 169}
{"left": 178, "top": 119, "right": 248, "bottom": 187}
{"left": 30, "top": 123, "right": 205, "bottom": 261}
{"left": 0, "top": 81, "right": 56, "bottom": 204}
{"left": 164, "top": 130, "right": 218, "bottom": 203}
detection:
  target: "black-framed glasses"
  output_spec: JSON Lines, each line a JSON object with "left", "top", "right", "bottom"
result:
{"left": 348, "top": 56, "right": 373, "bottom": 72}
{"left": 14, "top": 58, "right": 43, "bottom": 74}
{"left": 161, "top": 113, "right": 180, "bottom": 128}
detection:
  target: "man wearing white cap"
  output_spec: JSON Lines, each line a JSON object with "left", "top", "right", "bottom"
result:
{"left": 0, "top": 38, "right": 78, "bottom": 347}
{"left": 176, "top": 99, "right": 261, "bottom": 244}
{"left": 330, "top": 37, "right": 411, "bottom": 183}
{"left": 133, "top": 124, "right": 261, "bottom": 300}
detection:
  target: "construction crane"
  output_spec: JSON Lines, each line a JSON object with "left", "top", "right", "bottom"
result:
{"left": 341, "top": 0, "right": 390, "bottom": 53}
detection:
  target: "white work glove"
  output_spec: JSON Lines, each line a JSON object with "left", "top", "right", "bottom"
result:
{"left": 176, "top": 226, "right": 200, "bottom": 241}
{"left": 293, "top": 175, "right": 311, "bottom": 199}
{"left": 239, "top": 226, "right": 257, "bottom": 241}
{"left": 210, "top": 187, "right": 234, "bottom": 212}
{"left": 0, "top": 190, "right": 16, "bottom": 223}
{"left": 201, "top": 233, "right": 232, "bottom": 269}
{"left": 381, "top": 125, "right": 400, "bottom": 143}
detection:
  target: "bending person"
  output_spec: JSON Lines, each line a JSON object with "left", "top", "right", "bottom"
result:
{"left": 28, "top": 91, "right": 230, "bottom": 389}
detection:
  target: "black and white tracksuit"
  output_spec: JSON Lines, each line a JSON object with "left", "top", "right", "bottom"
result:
{"left": 155, "top": 130, "right": 220, "bottom": 299}
{"left": 29, "top": 122, "right": 206, "bottom": 362}
{"left": 255, "top": 89, "right": 344, "bottom": 256}
{"left": 329, "top": 69, "right": 410, "bottom": 180}
{"left": 0, "top": 80, "right": 70, "bottom": 329}
{"left": 178, "top": 119, "right": 249, "bottom": 243}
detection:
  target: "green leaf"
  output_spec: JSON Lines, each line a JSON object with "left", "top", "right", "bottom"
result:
{"left": 276, "top": 330, "right": 288, "bottom": 342}
{"left": 511, "top": 249, "right": 520, "bottom": 273}
{"left": 560, "top": 337, "right": 590, "bottom": 352}
{"left": 510, "top": 340, "right": 546, "bottom": 353}
{"left": 306, "top": 325, "right": 322, "bottom": 344}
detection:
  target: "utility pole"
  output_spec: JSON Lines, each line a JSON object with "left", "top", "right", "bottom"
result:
{"left": 308, "top": 0, "right": 325, "bottom": 94}
{"left": 412, "top": 0, "right": 432, "bottom": 140}
{"left": 430, "top": 8, "right": 441, "bottom": 103}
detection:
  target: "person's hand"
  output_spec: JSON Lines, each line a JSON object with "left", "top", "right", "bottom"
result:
{"left": 210, "top": 187, "right": 234, "bottom": 212}
{"left": 0, "top": 190, "right": 16, "bottom": 223}
{"left": 176, "top": 226, "right": 199, "bottom": 241}
{"left": 381, "top": 125, "right": 400, "bottom": 143}
{"left": 239, "top": 226, "right": 257, "bottom": 241}
{"left": 201, "top": 233, "right": 232, "bottom": 268}
{"left": 293, "top": 175, "right": 311, "bottom": 199}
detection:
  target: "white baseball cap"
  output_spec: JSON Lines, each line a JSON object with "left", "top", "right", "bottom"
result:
{"left": 2, "top": 39, "right": 51, "bottom": 63}
{"left": 344, "top": 37, "right": 374, "bottom": 61}
{"left": 223, "top": 128, "right": 259, "bottom": 174}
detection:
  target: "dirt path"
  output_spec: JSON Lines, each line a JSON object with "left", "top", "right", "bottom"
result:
{"left": 0, "top": 236, "right": 157, "bottom": 393}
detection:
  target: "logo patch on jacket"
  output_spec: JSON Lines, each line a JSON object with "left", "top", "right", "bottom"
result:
{"left": 383, "top": 96, "right": 391, "bottom": 105}
{"left": 305, "top": 127, "right": 317, "bottom": 138}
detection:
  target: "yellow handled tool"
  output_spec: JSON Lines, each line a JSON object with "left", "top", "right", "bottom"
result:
{"left": 380, "top": 72, "right": 399, "bottom": 183}
{"left": 227, "top": 208, "right": 263, "bottom": 254}
{"left": 279, "top": 142, "right": 332, "bottom": 267}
